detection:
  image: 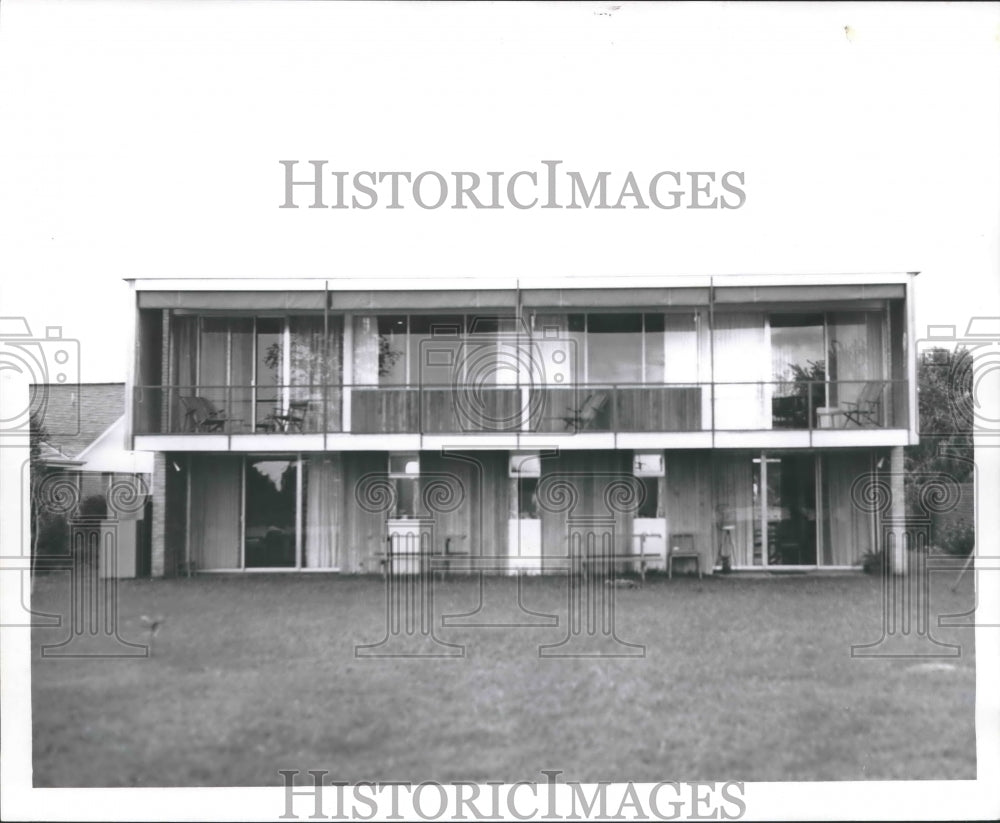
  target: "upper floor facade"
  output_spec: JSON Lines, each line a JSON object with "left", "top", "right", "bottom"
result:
{"left": 126, "top": 274, "right": 918, "bottom": 452}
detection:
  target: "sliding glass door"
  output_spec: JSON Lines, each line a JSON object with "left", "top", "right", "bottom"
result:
{"left": 770, "top": 314, "right": 826, "bottom": 429}
{"left": 244, "top": 458, "right": 298, "bottom": 568}
{"left": 761, "top": 454, "right": 818, "bottom": 565}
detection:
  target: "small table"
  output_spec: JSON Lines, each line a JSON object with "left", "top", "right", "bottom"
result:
{"left": 816, "top": 406, "right": 846, "bottom": 429}
{"left": 258, "top": 402, "right": 308, "bottom": 433}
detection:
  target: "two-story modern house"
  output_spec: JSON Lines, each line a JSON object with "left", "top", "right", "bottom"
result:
{"left": 126, "top": 274, "right": 918, "bottom": 578}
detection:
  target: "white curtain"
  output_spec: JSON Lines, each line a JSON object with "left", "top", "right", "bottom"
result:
{"left": 712, "top": 312, "right": 769, "bottom": 429}
{"left": 190, "top": 455, "right": 242, "bottom": 570}
{"left": 290, "top": 316, "right": 342, "bottom": 431}
{"left": 351, "top": 316, "right": 380, "bottom": 386}
{"left": 663, "top": 313, "right": 698, "bottom": 382}
{"left": 712, "top": 453, "right": 756, "bottom": 566}
{"left": 304, "top": 455, "right": 340, "bottom": 568}
{"left": 830, "top": 312, "right": 885, "bottom": 408}
{"left": 821, "top": 452, "right": 873, "bottom": 565}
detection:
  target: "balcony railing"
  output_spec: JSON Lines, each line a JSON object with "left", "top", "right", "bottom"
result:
{"left": 132, "top": 380, "right": 909, "bottom": 436}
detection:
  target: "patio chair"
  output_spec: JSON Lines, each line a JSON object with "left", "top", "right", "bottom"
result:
{"left": 560, "top": 391, "right": 610, "bottom": 431}
{"left": 179, "top": 395, "right": 242, "bottom": 433}
{"left": 841, "top": 381, "right": 885, "bottom": 428}
{"left": 260, "top": 400, "right": 309, "bottom": 433}
{"left": 667, "top": 532, "right": 702, "bottom": 579}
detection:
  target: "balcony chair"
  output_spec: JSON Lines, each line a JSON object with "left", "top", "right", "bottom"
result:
{"left": 841, "top": 381, "right": 885, "bottom": 428}
{"left": 667, "top": 532, "right": 702, "bottom": 579}
{"left": 261, "top": 400, "right": 309, "bottom": 433}
{"left": 560, "top": 391, "right": 610, "bottom": 432}
{"left": 179, "top": 395, "right": 242, "bottom": 433}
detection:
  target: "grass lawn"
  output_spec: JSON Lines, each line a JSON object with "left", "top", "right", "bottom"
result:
{"left": 30, "top": 570, "right": 976, "bottom": 786}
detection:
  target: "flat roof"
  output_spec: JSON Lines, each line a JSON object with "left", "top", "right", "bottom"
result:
{"left": 127, "top": 273, "right": 918, "bottom": 292}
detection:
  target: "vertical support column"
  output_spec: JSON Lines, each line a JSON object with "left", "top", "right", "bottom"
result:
{"left": 850, "top": 459, "right": 961, "bottom": 658}
{"left": 889, "top": 445, "right": 907, "bottom": 575}
{"left": 342, "top": 314, "right": 353, "bottom": 434}
{"left": 161, "top": 309, "right": 172, "bottom": 433}
{"left": 150, "top": 452, "right": 168, "bottom": 578}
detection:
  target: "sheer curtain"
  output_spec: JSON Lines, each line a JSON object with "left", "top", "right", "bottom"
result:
{"left": 290, "top": 315, "right": 342, "bottom": 432}
{"left": 821, "top": 452, "right": 873, "bottom": 565}
{"left": 304, "top": 455, "right": 341, "bottom": 568}
{"left": 712, "top": 313, "right": 769, "bottom": 429}
{"left": 170, "top": 315, "right": 198, "bottom": 432}
{"left": 190, "top": 455, "right": 242, "bottom": 570}
{"left": 352, "top": 316, "right": 380, "bottom": 386}
{"left": 712, "top": 454, "right": 755, "bottom": 566}
{"left": 830, "top": 312, "right": 885, "bottom": 408}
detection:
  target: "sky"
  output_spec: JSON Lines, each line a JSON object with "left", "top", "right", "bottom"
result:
{"left": 1, "top": 2, "right": 998, "bottom": 384}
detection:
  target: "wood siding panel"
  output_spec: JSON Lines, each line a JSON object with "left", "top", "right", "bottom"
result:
{"left": 342, "top": 451, "right": 389, "bottom": 572}
{"left": 351, "top": 390, "right": 418, "bottom": 434}
{"left": 421, "top": 390, "right": 522, "bottom": 434}
{"left": 539, "top": 451, "right": 636, "bottom": 570}
{"left": 615, "top": 387, "right": 702, "bottom": 432}
{"left": 665, "top": 451, "right": 715, "bottom": 573}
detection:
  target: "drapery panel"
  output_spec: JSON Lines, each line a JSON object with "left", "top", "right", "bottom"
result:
{"left": 711, "top": 453, "right": 756, "bottom": 566}
{"left": 821, "top": 451, "right": 874, "bottom": 566}
{"left": 712, "top": 312, "right": 769, "bottom": 429}
{"left": 829, "top": 311, "right": 885, "bottom": 411}
{"left": 190, "top": 455, "right": 242, "bottom": 570}
{"left": 289, "top": 316, "right": 343, "bottom": 432}
{"left": 304, "top": 455, "right": 342, "bottom": 568}
{"left": 352, "top": 316, "right": 381, "bottom": 386}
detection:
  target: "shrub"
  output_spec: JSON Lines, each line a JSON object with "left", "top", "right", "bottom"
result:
{"left": 34, "top": 510, "right": 70, "bottom": 569}
{"left": 937, "top": 518, "right": 975, "bottom": 556}
{"left": 861, "top": 548, "right": 886, "bottom": 575}
{"left": 79, "top": 493, "right": 108, "bottom": 519}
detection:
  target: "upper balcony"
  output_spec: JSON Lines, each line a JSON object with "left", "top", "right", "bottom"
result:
{"left": 132, "top": 378, "right": 910, "bottom": 449}
{"left": 129, "top": 275, "right": 917, "bottom": 449}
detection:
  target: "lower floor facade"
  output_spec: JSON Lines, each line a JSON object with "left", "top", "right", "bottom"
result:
{"left": 150, "top": 447, "right": 899, "bottom": 577}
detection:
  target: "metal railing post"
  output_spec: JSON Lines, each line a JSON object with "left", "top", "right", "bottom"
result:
{"left": 808, "top": 379, "right": 814, "bottom": 432}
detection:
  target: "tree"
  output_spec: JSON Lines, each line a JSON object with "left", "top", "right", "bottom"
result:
{"left": 29, "top": 411, "right": 60, "bottom": 579}
{"left": 905, "top": 346, "right": 974, "bottom": 514}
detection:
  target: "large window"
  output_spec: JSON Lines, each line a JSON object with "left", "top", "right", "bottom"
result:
{"left": 560, "top": 313, "right": 667, "bottom": 384}
{"left": 633, "top": 452, "right": 664, "bottom": 519}
{"left": 770, "top": 314, "right": 826, "bottom": 429}
{"left": 389, "top": 453, "right": 420, "bottom": 519}
{"left": 509, "top": 452, "right": 541, "bottom": 519}
{"left": 244, "top": 458, "right": 298, "bottom": 568}
{"left": 172, "top": 314, "right": 342, "bottom": 433}
{"left": 353, "top": 314, "right": 520, "bottom": 387}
